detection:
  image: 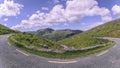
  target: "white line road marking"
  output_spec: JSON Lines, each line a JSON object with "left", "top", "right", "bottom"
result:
{"left": 48, "top": 61, "right": 77, "bottom": 64}
{"left": 16, "top": 49, "right": 29, "bottom": 56}
{"left": 96, "top": 50, "right": 108, "bottom": 56}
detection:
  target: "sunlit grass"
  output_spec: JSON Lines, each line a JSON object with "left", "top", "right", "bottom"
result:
{"left": 59, "top": 19, "right": 120, "bottom": 49}
{"left": 9, "top": 37, "right": 115, "bottom": 58}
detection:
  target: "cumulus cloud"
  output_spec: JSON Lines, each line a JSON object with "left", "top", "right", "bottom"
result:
{"left": 112, "top": 5, "right": 120, "bottom": 17}
{"left": 12, "top": 5, "right": 66, "bottom": 29}
{"left": 65, "top": 0, "right": 112, "bottom": 22}
{"left": 3, "top": 18, "right": 8, "bottom": 21}
{"left": 0, "top": 0, "right": 23, "bottom": 18}
{"left": 41, "top": 7, "right": 49, "bottom": 10}
{"left": 3, "top": 23, "right": 7, "bottom": 26}
{"left": 12, "top": 0, "right": 112, "bottom": 30}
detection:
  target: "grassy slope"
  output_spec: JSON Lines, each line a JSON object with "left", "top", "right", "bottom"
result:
{"left": 9, "top": 38, "right": 115, "bottom": 58}
{"left": 11, "top": 33, "right": 63, "bottom": 50}
{"left": 0, "top": 24, "right": 16, "bottom": 35}
{"left": 43, "top": 30, "right": 76, "bottom": 41}
{"left": 33, "top": 29, "right": 82, "bottom": 41}
{"left": 59, "top": 19, "right": 120, "bottom": 48}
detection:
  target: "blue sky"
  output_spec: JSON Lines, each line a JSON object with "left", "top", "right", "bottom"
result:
{"left": 0, "top": 0, "right": 120, "bottom": 31}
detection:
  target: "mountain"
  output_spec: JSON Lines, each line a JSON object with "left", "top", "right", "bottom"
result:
{"left": 0, "top": 24, "right": 16, "bottom": 35}
{"left": 43, "top": 29, "right": 83, "bottom": 41}
{"left": 36, "top": 28, "right": 54, "bottom": 36}
{"left": 27, "top": 28, "right": 54, "bottom": 35}
{"left": 59, "top": 19, "right": 120, "bottom": 49}
{"left": 27, "top": 28, "right": 83, "bottom": 41}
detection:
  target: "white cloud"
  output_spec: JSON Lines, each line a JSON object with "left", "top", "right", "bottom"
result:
{"left": 3, "top": 18, "right": 8, "bottom": 21}
{"left": 64, "top": 23, "right": 69, "bottom": 26}
{"left": 112, "top": 5, "right": 120, "bottom": 17}
{"left": 3, "top": 23, "right": 7, "bottom": 26}
{"left": 12, "top": 12, "right": 51, "bottom": 29}
{"left": 12, "top": 5, "right": 66, "bottom": 29}
{"left": 12, "top": 0, "right": 112, "bottom": 30}
{"left": 41, "top": 7, "right": 49, "bottom": 10}
{"left": 0, "top": 0, "right": 23, "bottom": 18}
{"left": 46, "top": 5, "right": 66, "bottom": 24}
{"left": 65, "top": 0, "right": 112, "bottom": 22}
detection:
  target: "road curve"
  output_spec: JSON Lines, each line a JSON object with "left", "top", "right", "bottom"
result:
{"left": 0, "top": 35, "right": 120, "bottom": 68}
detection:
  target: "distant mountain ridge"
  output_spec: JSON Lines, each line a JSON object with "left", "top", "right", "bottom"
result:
{"left": 36, "top": 28, "right": 54, "bottom": 36}
{"left": 27, "top": 28, "right": 83, "bottom": 41}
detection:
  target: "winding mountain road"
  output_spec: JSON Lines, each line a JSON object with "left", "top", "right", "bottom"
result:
{"left": 0, "top": 35, "right": 120, "bottom": 68}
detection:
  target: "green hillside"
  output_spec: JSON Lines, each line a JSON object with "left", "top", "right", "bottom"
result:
{"left": 59, "top": 19, "right": 120, "bottom": 49}
{"left": 9, "top": 33, "right": 63, "bottom": 51}
{"left": 43, "top": 29, "right": 82, "bottom": 41}
{"left": 28, "top": 28, "right": 82, "bottom": 41}
{"left": 35, "top": 28, "right": 54, "bottom": 36}
{"left": 0, "top": 24, "right": 16, "bottom": 35}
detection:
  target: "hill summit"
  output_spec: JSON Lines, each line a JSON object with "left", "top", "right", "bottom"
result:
{"left": 27, "top": 28, "right": 83, "bottom": 41}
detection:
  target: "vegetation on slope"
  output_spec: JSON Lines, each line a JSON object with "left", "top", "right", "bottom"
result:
{"left": 43, "top": 29, "right": 82, "bottom": 41}
{"left": 10, "top": 33, "right": 63, "bottom": 51}
{"left": 9, "top": 37, "right": 115, "bottom": 58}
{"left": 28, "top": 28, "right": 82, "bottom": 41}
{"left": 35, "top": 28, "right": 54, "bottom": 36}
{"left": 0, "top": 24, "right": 16, "bottom": 35}
{"left": 87, "top": 19, "right": 120, "bottom": 37}
{"left": 59, "top": 19, "right": 120, "bottom": 49}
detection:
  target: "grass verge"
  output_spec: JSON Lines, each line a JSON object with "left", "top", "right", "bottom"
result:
{"left": 8, "top": 36, "right": 115, "bottom": 59}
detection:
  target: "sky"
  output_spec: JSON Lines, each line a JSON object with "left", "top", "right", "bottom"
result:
{"left": 0, "top": 0, "right": 120, "bottom": 31}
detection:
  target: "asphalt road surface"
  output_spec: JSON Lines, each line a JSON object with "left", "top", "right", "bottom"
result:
{"left": 0, "top": 35, "right": 120, "bottom": 68}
